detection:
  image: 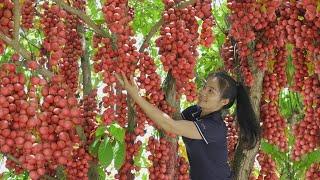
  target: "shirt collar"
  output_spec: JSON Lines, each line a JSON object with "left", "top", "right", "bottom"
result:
{"left": 193, "top": 105, "right": 221, "bottom": 120}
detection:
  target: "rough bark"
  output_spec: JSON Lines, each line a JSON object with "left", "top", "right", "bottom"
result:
{"left": 126, "top": 96, "right": 136, "bottom": 180}
{"left": 231, "top": 69, "right": 264, "bottom": 180}
{"left": 79, "top": 26, "right": 92, "bottom": 96}
{"left": 161, "top": 72, "right": 181, "bottom": 179}
{"left": 230, "top": 38, "right": 265, "bottom": 180}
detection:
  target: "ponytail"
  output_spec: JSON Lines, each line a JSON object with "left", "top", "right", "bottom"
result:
{"left": 208, "top": 71, "right": 261, "bottom": 150}
{"left": 236, "top": 82, "right": 261, "bottom": 149}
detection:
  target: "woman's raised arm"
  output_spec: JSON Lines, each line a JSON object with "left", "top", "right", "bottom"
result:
{"left": 114, "top": 72, "right": 202, "bottom": 140}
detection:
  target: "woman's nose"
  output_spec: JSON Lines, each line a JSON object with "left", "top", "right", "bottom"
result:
{"left": 200, "top": 88, "right": 207, "bottom": 96}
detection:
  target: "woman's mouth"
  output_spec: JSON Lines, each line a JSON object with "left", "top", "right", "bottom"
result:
{"left": 199, "top": 96, "right": 206, "bottom": 102}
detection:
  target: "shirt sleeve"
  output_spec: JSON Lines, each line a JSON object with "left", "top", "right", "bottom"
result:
{"left": 194, "top": 118, "right": 225, "bottom": 144}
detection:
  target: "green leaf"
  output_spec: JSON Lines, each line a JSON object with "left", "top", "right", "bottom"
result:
{"left": 133, "top": 144, "right": 143, "bottom": 167}
{"left": 109, "top": 124, "right": 125, "bottom": 142}
{"left": 294, "top": 149, "right": 320, "bottom": 172}
{"left": 89, "top": 139, "right": 100, "bottom": 156}
{"left": 95, "top": 125, "right": 107, "bottom": 138}
{"left": 142, "top": 173, "right": 149, "bottom": 180}
{"left": 94, "top": 19, "right": 105, "bottom": 25}
{"left": 261, "top": 139, "right": 287, "bottom": 162}
{"left": 22, "top": 171, "right": 29, "bottom": 180}
{"left": 98, "top": 137, "right": 113, "bottom": 167}
{"left": 97, "top": 165, "right": 106, "bottom": 180}
{"left": 114, "top": 141, "right": 125, "bottom": 170}
{"left": 75, "top": 125, "right": 87, "bottom": 143}
{"left": 55, "top": 165, "right": 67, "bottom": 180}
{"left": 87, "top": 0, "right": 98, "bottom": 17}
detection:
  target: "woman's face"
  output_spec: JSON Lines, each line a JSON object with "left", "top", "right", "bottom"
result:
{"left": 197, "top": 77, "right": 229, "bottom": 113}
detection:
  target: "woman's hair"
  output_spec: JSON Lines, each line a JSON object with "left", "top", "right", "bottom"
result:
{"left": 207, "top": 71, "right": 261, "bottom": 149}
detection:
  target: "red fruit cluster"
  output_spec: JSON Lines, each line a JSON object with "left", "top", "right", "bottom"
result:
{"left": 221, "top": 36, "right": 235, "bottom": 72}
{"left": 305, "top": 163, "right": 320, "bottom": 180}
{"left": 277, "top": 2, "right": 320, "bottom": 52}
{"left": 156, "top": 4, "right": 199, "bottom": 102}
{"left": 301, "top": 0, "right": 320, "bottom": 74}
{"left": 137, "top": 52, "right": 175, "bottom": 135}
{"left": 224, "top": 115, "right": 238, "bottom": 161}
{"left": 291, "top": 49, "right": 309, "bottom": 92}
{"left": 0, "top": 64, "right": 28, "bottom": 174}
{"left": 81, "top": 89, "right": 99, "bottom": 144}
{"left": 21, "top": 0, "right": 35, "bottom": 29}
{"left": 95, "top": 0, "right": 140, "bottom": 126}
{"left": 0, "top": 63, "right": 94, "bottom": 179}
{"left": 252, "top": 37, "right": 275, "bottom": 71}
{"left": 92, "top": 35, "right": 119, "bottom": 125}
{"left": 65, "top": 147, "right": 91, "bottom": 180}
{"left": 41, "top": 3, "right": 67, "bottom": 66}
{"left": 227, "top": 0, "right": 281, "bottom": 86}
{"left": 194, "top": 0, "right": 215, "bottom": 47}
{"left": 174, "top": 156, "right": 189, "bottom": 180}
{"left": 260, "top": 102, "right": 288, "bottom": 152}
{"left": 260, "top": 73, "right": 288, "bottom": 152}
{"left": 71, "top": 0, "right": 86, "bottom": 11}
{"left": 256, "top": 151, "right": 279, "bottom": 180}
{"left": 239, "top": 58, "right": 254, "bottom": 86}
{"left": 60, "top": 11, "right": 83, "bottom": 93}
{"left": 147, "top": 137, "right": 172, "bottom": 180}
{"left": 291, "top": 75, "right": 320, "bottom": 161}
{"left": 115, "top": 132, "right": 142, "bottom": 179}
{"left": 273, "top": 48, "right": 287, "bottom": 87}
{"left": 0, "top": 0, "right": 14, "bottom": 54}
{"left": 0, "top": 0, "right": 13, "bottom": 35}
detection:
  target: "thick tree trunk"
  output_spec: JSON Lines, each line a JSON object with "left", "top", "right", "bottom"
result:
{"left": 231, "top": 67, "right": 264, "bottom": 180}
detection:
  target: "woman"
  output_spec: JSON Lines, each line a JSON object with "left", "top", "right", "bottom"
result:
{"left": 115, "top": 71, "right": 260, "bottom": 180}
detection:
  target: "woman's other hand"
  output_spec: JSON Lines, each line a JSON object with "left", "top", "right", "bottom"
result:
{"left": 114, "top": 71, "right": 139, "bottom": 98}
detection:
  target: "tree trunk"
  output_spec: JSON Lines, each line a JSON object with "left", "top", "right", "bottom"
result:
{"left": 162, "top": 72, "right": 181, "bottom": 179}
{"left": 231, "top": 67, "right": 264, "bottom": 180}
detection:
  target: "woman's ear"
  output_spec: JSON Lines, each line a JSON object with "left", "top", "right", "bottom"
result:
{"left": 221, "top": 98, "right": 229, "bottom": 106}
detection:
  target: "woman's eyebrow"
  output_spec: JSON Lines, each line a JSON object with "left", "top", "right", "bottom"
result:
{"left": 207, "top": 85, "right": 216, "bottom": 90}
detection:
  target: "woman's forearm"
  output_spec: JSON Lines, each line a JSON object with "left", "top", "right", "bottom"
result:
{"left": 130, "top": 93, "right": 176, "bottom": 133}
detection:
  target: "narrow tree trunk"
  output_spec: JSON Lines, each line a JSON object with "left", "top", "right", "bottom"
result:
{"left": 79, "top": 25, "right": 100, "bottom": 180}
{"left": 80, "top": 25, "right": 92, "bottom": 96}
{"left": 126, "top": 96, "right": 136, "bottom": 180}
{"left": 162, "top": 72, "right": 181, "bottom": 179}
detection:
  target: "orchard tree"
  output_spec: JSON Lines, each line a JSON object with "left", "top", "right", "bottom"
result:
{"left": 0, "top": 0, "right": 319, "bottom": 180}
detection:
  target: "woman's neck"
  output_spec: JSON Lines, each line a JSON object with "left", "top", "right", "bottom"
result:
{"left": 200, "top": 107, "right": 220, "bottom": 117}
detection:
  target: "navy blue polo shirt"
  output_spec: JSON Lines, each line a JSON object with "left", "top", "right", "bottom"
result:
{"left": 181, "top": 105, "right": 233, "bottom": 180}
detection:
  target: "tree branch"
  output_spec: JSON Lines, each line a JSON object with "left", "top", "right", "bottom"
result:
{"left": 0, "top": 32, "right": 30, "bottom": 59}
{"left": 139, "top": 0, "right": 197, "bottom": 52}
{"left": 13, "top": 0, "right": 21, "bottom": 43}
{"left": 6, "top": 154, "right": 21, "bottom": 165}
{"left": 52, "top": 0, "right": 113, "bottom": 40}
{"left": 0, "top": 32, "right": 53, "bottom": 79}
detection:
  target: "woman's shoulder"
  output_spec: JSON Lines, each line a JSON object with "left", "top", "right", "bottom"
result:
{"left": 181, "top": 105, "right": 200, "bottom": 120}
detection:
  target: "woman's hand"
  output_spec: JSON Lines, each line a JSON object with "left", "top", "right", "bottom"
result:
{"left": 114, "top": 71, "right": 139, "bottom": 98}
